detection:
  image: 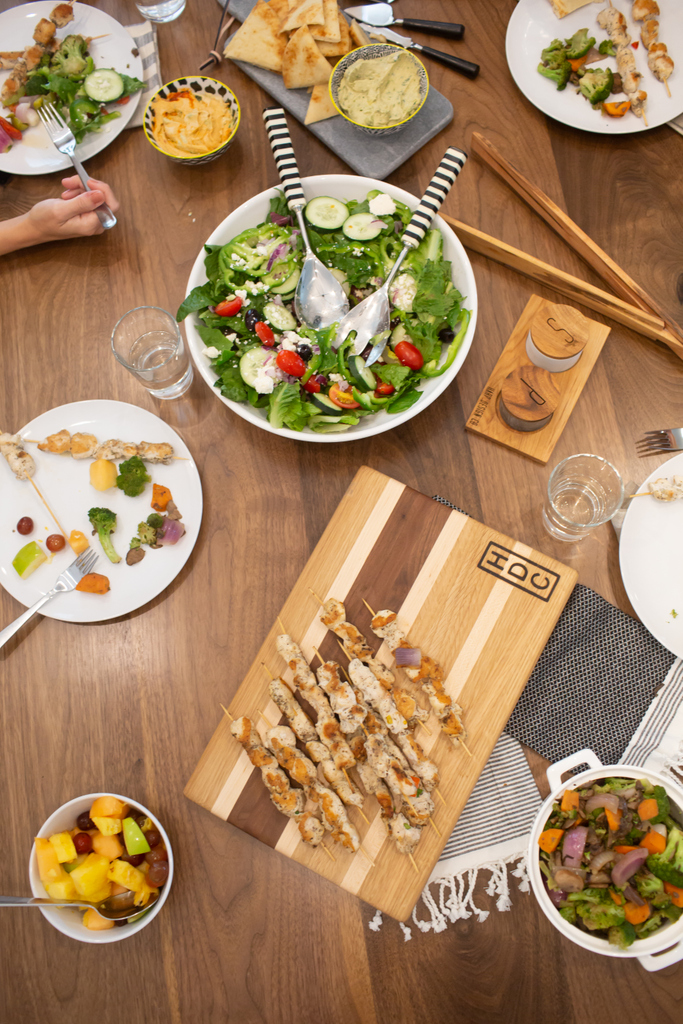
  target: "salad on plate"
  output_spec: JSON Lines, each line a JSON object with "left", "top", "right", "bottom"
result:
{"left": 178, "top": 189, "right": 470, "bottom": 435}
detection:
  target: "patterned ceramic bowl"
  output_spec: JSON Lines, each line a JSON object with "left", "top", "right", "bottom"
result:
{"left": 143, "top": 76, "right": 240, "bottom": 165}
{"left": 329, "top": 44, "right": 428, "bottom": 136}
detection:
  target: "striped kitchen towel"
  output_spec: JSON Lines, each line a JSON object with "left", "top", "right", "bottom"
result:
{"left": 125, "top": 22, "right": 162, "bottom": 129}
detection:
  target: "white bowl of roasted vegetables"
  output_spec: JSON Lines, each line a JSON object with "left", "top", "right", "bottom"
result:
{"left": 529, "top": 749, "right": 683, "bottom": 968}
{"left": 179, "top": 174, "right": 477, "bottom": 442}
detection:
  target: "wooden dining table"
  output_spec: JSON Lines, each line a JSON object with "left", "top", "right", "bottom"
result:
{"left": 1, "top": 0, "right": 682, "bottom": 1020}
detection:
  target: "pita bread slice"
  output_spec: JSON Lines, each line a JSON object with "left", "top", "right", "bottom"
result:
{"left": 282, "top": 25, "right": 332, "bottom": 88}
{"left": 310, "top": 0, "right": 341, "bottom": 43}
{"left": 316, "top": 13, "right": 351, "bottom": 56}
{"left": 267, "top": 0, "right": 290, "bottom": 23}
{"left": 224, "top": 0, "right": 286, "bottom": 72}
{"left": 349, "top": 19, "right": 372, "bottom": 48}
{"left": 280, "top": 0, "right": 324, "bottom": 34}
{"left": 304, "top": 83, "right": 339, "bottom": 123}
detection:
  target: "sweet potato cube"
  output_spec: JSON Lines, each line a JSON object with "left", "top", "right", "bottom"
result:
{"left": 45, "top": 876, "right": 78, "bottom": 901}
{"left": 89, "top": 796, "right": 127, "bottom": 818}
{"left": 48, "top": 831, "right": 77, "bottom": 863}
{"left": 35, "top": 837, "right": 65, "bottom": 884}
{"left": 91, "top": 816, "right": 122, "bottom": 836}
{"left": 107, "top": 858, "right": 145, "bottom": 893}
{"left": 69, "top": 853, "right": 111, "bottom": 899}
{"left": 83, "top": 908, "right": 115, "bottom": 931}
{"left": 92, "top": 833, "right": 124, "bottom": 860}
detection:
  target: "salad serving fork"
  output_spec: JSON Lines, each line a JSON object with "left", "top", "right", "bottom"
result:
{"left": 636, "top": 427, "right": 683, "bottom": 455}
{"left": 0, "top": 548, "right": 98, "bottom": 651}
{"left": 36, "top": 104, "right": 117, "bottom": 230}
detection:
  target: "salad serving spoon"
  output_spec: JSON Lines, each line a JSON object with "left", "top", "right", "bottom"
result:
{"left": 0, "top": 891, "right": 159, "bottom": 921}
{"left": 262, "top": 108, "right": 350, "bottom": 331}
{"left": 333, "top": 146, "right": 468, "bottom": 366}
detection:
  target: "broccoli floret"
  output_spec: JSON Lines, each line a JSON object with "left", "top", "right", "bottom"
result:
{"left": 50, "top": 35, "right": 89, "bottom": 77}
{"left": 579, "top": 67, "right": 614, "bottom": 105}
{"left": 648, "top": 785, "right": 670, "bottom": 825}
{"left": 87, "top": 507, "right": 121, "bottom": 564}
{"left": 558, "top": 906, "right": 577, "bottom": 925}
{"left": 541, "top": 39, "right": 567, "bottom": 66}
{"left": 599, "top": 39, "right": 616, "bottom": 56}
{"left": 137, "top": 521, "right": 159, "bottom": 546}
{"left": 576, "top": 902, "right": 625, "bottom": 931}
{"left": 647, "top": 827, "right": 683, "bottom": 888}
{"left": 538, "top": 60, "right": 571, "bottom": 90}
{"left": 635, "top": 872, "right": 664, "bottom": 900}
{"left": 635, "top": 912, "right": 665, "bottom": 939}
{"left": 662, "top": 903, "right": 683, "bottom": 923}
{"left": 129, "top": 537, "right": 142, "bottom": 550}
{"left": 608, "top": 922, "right": 636, "bottom": 949}
{"left": 565, "top": 28, "right": 596, "bottom": 59}
{"left": 147, "top": 512, "right": 164, "bottom": 530}
{"left": 116, "top": 455, "right": 151, "bottom": 498}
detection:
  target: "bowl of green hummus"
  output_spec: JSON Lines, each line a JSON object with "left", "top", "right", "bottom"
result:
{"left": 329, "top": 44, "right": 429, "bottom": 135}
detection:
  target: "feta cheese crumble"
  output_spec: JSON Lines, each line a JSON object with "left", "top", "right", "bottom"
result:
{"left": 369, "top": 193, "right": 396, "bottom": 216}
{"left": 280, "top": 331, "right": 307, "bottom": 351}
{"left": 390, "top": 273, "right": 417, "bottom": 312}
{"left": 202, "top": 346, "right": 220, "bottom": 359}
{"left": 235, "top": 289, "right": 248, "bottom": 301}
{"left": 254, "top": 367, "right": 275, "bottom": 394}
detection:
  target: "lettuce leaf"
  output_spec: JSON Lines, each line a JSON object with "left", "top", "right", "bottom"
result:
{"left": 268, "top": 382, "right": 314, "bottom": 432}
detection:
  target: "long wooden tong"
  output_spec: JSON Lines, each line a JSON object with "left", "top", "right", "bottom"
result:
{"left": 442, "top": 133, "right": 683, "bottom": 361}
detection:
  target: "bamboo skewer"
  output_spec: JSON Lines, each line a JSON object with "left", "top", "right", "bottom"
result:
{"left": 435, "top": 789, "right": 447, "bottom": 807}
{"left": 28, "top": 477, "right": 69, "bottom": 538}
{"left": 665, "top": 81, "right": 671, "bottom": 98}
{"left": 321, "top": 843, "right": 336, "bottom": 863}
{"left": 408, "top": 853, "right": 419, "bottom": 875}
{"left": 219, "top": 703, "right": 233, "bottom": 722}
{"left": 358, "top": 846, "right": 376, "bottom": 868}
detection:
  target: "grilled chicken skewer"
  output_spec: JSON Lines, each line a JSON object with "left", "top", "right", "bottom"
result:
{"left": 230, "top": 716, "right": 307, "bottom": 821}
{"left": 1, "top": 3, "right": 73, "bottom": 103}
{"left": 35, "top": 430, "right": 175, "bottom": 464}
{"left": 315, "top": 658, "right": 367, "bottom": 734}
{"left": 632, "top": 0, "right": 674, "bottom": 94}
{"left": 597, "top": 6, "right": 648, "bottom": 120}
{"left": 0, "top": 432, "right": 35, "bottom": 480}
{"left": 348, "top": 658, "right": 408, "bottom": 734}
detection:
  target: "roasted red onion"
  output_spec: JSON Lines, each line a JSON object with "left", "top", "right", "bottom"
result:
{"left": 611, "top": 847, "right": 649, "bottom": 888}
{"left": 157, "top": 519, "right": 185, "bottom": 546}
{"left": 269, "top": 212, "right": 291, "bottom": 226}
{"left": 585, "top": 793, "right": 620, "bottom": 815}
{"left": 562, "top": 826, "right": 588, "bottom": 867}
{"left": 548, "top": 887, "right": 567, "bottom": 907}
{"left": 624, "top": 884, "right": 645, "bottom": 906}
{"left": 395, "top": 646, "right": 421, "bottom": 668}
{"left": 588, "top": 850, "right": 617, "bottom": 874}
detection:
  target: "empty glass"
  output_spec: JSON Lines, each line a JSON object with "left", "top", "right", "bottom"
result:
{"left": 135, "top": 0, "right": 186, "bottom": 23}
{"left": 542, "top": 453, "right": 624, "bottom": 541}
{"left": 112, "top": 306, "right": 193, "bottom": 400}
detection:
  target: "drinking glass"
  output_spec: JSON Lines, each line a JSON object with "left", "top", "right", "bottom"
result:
{"left": 542, "top": 453, "right": 624, "bottom": 542}
{"left": 135, "top": 0, "right": 186, "bottom": 23}
{"left": 112, "top": 306, "right": 193, "bottom": 400}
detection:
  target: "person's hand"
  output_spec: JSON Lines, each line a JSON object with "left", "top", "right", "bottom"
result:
{"left": 23, "top": 176, "right": 120, "bottom": 242}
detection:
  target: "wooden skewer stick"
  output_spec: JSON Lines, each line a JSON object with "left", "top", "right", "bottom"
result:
{"left": 354, "top": 803, "right": 371, "bottom": 825}
{"left": 460, "top": 741, "right": 473, "bottom": 758}
{"left": 261, "top": 662, "right": 275, "bottom": 680}
{"left": 428, "top": 816, "right": 442, "bottom": 838}
{"left": 408, "top": 853, "right": 419, "bottom": 875}
{"left": 629, "top": 492, "right": 652, "bottom": 498}
{"left": 320, "top": 843, "right": 336, "bottom": 863}
{"left": 642, "top": 111, "right": 649, "bottom": 127}
{"left": 362, "top": 598, "right": 376, "bottom": 617}
{"left": 417, "top": 719, "right": 433, "bottom": 737}
{"left": 665, "top": 81, "right": 671, "bottom": 98}
{"left": 336, "top": 638, "right": 350, "bottom": 660}
{"left": 219, "top": 703, "right": 233, "bottom": 722}
{"left": 435, "top": 788, "right": 447, "bottom": 807}
{"left": 28, "top": 478, "right": 68, "bottom": 538}
{"left": 358, "top": 845, "right": 376, "bottom": 868}
{"left": 309, "top": 588, "right": 325, "bottom": 605}
{"left": 277, "top": 615, "right": 286, "bottom": 634}
{"left": 258, "top": 708, "right": 275, "bottom": 729}
{"left": 312, "top": 645, "right": 324, "bottom": 665}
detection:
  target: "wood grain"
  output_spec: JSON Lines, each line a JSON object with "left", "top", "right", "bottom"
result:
{"left": 1, "top": 1, "right": 682, "bottom": 1022}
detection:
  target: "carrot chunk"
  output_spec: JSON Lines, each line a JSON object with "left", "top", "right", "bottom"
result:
{"left": 538, "top": 828, "right": 564, "bottom": 853}
{"left": 637, "top": 798, "right": 659, "bottom": 822}
{"left": 605, "top": 807, "right": 622, "bottom": 832}
{"left": 640, "top": 831, "right": 666, "bottom": 855}
{"left": 75, "top": 573, "right": 110, "bottom": 594}
{"left": 624, "top": 901, "right": 650, "bottom": 925}
{"left": 151, "top": 484, "right": 172, "bottom": 511}
{"left": 560, "top": 789, "right": 580, "bottom": 813}
{"left": 664, "top": 882, "right": 683, "bottom": 908}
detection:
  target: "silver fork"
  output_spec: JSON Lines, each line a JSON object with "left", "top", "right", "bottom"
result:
{"left": 36, "top": 103, "right": 116, "bottom": 229}
{"left": 635, "top": 428, "right": 683, "bottom": 456}
{"left": 0, "top": 548, "right": 99, "bottom": 650}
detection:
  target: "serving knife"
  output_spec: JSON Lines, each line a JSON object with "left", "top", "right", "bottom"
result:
{"left": 345, "top": 3, "right": 464, "bottom": 40}
{"left": 356, "top": 21, "right": 479, "bottom": 79}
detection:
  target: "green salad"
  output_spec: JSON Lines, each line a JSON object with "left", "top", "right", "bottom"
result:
{"left": 178, "top": 189, "right": 470, "bottom": 435}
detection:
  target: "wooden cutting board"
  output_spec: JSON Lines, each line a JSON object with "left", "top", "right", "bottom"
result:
{"left": 184, "top": 467, "right": 577, "bottom": 920}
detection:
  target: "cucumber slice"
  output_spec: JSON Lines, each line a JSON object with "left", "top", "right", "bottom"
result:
{"left": 270, "top": 268, "right": 300, "bottom": 295}
{"left": 342, "top": 213, "right": 383, "bottom": 241}
{"left": 390, "top": 323, "right": 410, "bottom": 348}
{"left": 84, "top": 69, "right": 124, "bottom": 103}
{"left": 239, "top": 347, "right": 272, "bottom": 388}
{"left": 305, "top": 196, "right": 349, "bottom": 231}
{"left": 263, "top": 302, "right": 297, "bottom": 331}
{"left": 347, "top": 355, "right": 376, "bottom": 392}
{"left": 309, "top": 393, "right": 344, "bottom": 416}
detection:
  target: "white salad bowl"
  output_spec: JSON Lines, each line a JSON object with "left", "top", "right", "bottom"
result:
{"left": 29, "top": 793, "right": 174, "bottom": 944}
{"left": 183, "top": 174, "right": 478, "bottom": 443}
{"left": 528, "top": 749, "right": 683, "bottom": 971}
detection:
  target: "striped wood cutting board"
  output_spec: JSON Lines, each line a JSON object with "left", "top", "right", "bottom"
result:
{"left": 184, "top": 466, "right": 577, "bottom": 920}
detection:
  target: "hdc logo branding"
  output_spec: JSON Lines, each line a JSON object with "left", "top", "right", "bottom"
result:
{"left": 477, "top": 543, "right": 560, "bottom": 602}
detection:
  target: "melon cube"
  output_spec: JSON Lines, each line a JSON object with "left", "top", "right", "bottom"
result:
{"left": 83, "top": 908, "right": 114, "bottom": 931}
{"left": 48, "top": 831, "right": 77, "bottom": 863}
{"left": 89, "top": 796, "right": 127, "bottom": 819}
{"left": 107, "top": 858, "right": 145, "bottom": 893}
{"left": 91, "top": 816, "right": 122, "bottom": 836}
{"left": 35, "top": 837, "right": 65, "bottom": 885}
{"left": 92, "top": 832, "right": 124, "bottom": 860}
{"left": 69, "top": 853, "right": 111, "bottom": 899}
{"left": 45, "top": 876, "right": 78, "bottom": 901}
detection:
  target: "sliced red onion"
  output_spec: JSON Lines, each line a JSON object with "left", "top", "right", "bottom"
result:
{"left": 208, "top": 305, "right": 216, "bottom": 313}
{"left": 395, "top": 646, "right": 422, "bottom": 668}
{"left": 266, "top": 242, "right": 290, "bottom": 272}
{"left": 270, "top": 212, "right": 292, "bottom": 226}
{"left": 272, "top": 295, "right": 284, "bottom": 306}
{"left": 394, "top": 220, "right": 402, "bottom": 234}
{"left": 548, "top": 887, "right": 567, "bottom": 907}
{"left": 0, "top": 126, "right": 12, "bottom": 154}
{"left": 611, "top": 847, "right": 649, "bottom": 888}
{"left": 588, "top": 849, "right": 617, "bottom": 874}
{"left": 157, "top": 519, "right": 185, "bottom": 546}
{"left": 562, "top": 826, "right": 588, "bottom": 867}
{"left": 314, "top": 374, "right": 327, "bottom": 386}
{"left": 624, "top": 884, "right": 645, "bottom": 906}
{"left": 291, "top": 228, "right": 300, "bottom": 239}
{"left": 585, "top": 793, "right": 620, "bottom": 815}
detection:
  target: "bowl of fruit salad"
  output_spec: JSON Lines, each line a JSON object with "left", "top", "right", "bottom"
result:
{"left": 29, "top": 793, "right": 173, "bottom": 943}
{"left": 529, "top": 749, "right": 683, "bottom": 971}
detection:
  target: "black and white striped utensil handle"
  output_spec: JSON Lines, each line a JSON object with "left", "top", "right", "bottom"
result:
{"left": 262, "top": 107, "right": 305, "bottom": 211}
{"left": 401, "top": 147, "right": 467, "bottom": 248}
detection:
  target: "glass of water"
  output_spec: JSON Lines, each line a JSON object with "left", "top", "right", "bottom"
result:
{"left": 135, "top": 0, "right": 186, "bottom": 23}
{"left": 112, "top": 306, "right": 193, "bottom": 400}
{"left": 542, "top": 453, "right": 624, "bottom": 542}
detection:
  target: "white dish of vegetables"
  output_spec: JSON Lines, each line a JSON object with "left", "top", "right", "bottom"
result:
{"left": 181, "top": 174, "right": 477, "bottom": 443}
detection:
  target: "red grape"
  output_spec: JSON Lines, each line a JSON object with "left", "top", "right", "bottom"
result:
{"left": 145, "top": 829, "right": 161, "bottom": 848}
{"left": 76, "top": 812, "right": 94, "bottom": 830}
{"left": 74, "top": 832, "right": 92, "bottom": 854}
{"left": 145, "top": 846, "right": 168, "bottom": 864}
{"left": 17, "top": 517, "right": 33, "bottom": 535}
{"left": 148, "top": 860, "right": 169, "bottom": 886}
{"left": 46, "top": 534, "right": 65, "bottom": 552}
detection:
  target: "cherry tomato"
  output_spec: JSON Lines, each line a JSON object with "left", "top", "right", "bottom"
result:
{"left": 255, "top": 321, "right": 275, "bottom": 347}
{"left": 303, "top": 377, "right": 321, "bottom": 393}
{"left": 375, "top": 382, "right": 395, "bottom": 397}
{"left": 0, "top": 116, "right": 21, "bottom": 140}
{"left": 46, "top": 534, "right": 66, "bottom": 552}
{"left": 394, "top": 340, "right": 424, "bottom": 371}
{"left": 276, "top": 349, "right": 306, "bottom": 377}
{"left": 328, "top": 383, "right": 360, "bottom": 409}
{"left": 116, "top": 95, "right": 131, "bottom": 105}
{"left": 214, "top": 296, "right": 243, "bottom": 317}
{"left": 17, "top": 517, "right": 34, "bottom": 535}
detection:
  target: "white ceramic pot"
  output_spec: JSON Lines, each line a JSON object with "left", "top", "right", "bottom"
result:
{"left": 29, "top": 793, "right": 173, "bottom": 944}
{"left": 527, "top": 749, "right": 683, "bottom": 972}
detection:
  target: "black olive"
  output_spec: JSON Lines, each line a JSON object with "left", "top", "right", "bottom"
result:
{"left": 390, "top": 316, "right": 401, "bottom": 330}
{"left": 245, "top": 308, "right": 260, "bottom": 331}
{"left": 297, "top": 343, "right": 313, "bottom": 362}
{"left": 439, "top": 327, "right": 455, "bottom": 344}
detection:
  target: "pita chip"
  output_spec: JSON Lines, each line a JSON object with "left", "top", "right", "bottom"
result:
{"left": 316, "top": 13, "right": 351, "bottom": 56}
{"left": 282, "top": 25, "right": 332, "bottom": 88}
{"left": 280, "top": 0, "right": 324, "bottom": 34}
{"left": 224, "top": 0, "right": 287, "bottom": 72}
{"left": 349, "top": 19, "right": 372, "bottom": 48}
{"left": 304, "top": 83, "right": 338, "bottom": 123}
{"left": 310, "top": 0, "right": 341, "bottom": 43}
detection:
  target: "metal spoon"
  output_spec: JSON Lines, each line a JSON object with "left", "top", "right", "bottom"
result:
{"left": 262, "top": 108, "right": 349, "bottom": 330}
{"left": 333, "top": 147, "right": 468, "bottom": 366}
{"left": 0, "top": 890, "right": 159, "bottom": 921}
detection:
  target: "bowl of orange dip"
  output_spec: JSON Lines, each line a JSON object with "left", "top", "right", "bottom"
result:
{"left": 143, "top": 76, "right": 240, "bottom": 164}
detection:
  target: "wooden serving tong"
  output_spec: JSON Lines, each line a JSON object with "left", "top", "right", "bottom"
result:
{"left": 442, "top": 133, "right": 683, "bottom": 361}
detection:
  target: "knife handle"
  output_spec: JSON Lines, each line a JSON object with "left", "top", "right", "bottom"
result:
{"left": 262, "top": 107, "right": 305, "bottom": 211}
{"left": 414, "top": 44, "right": 480, "bottom": 80}
{"left": 402, "top": 147, "right": 468, "bottom": 249}
{"left": 397, "top": 18, "right": 464, "bottom": 41}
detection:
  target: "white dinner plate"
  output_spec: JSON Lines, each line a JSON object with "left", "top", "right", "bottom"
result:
{"left": 184, "top": 174, "right": 478, "bottom": 443}
{"left": 619, "top": 453, "right": 683, "bottom": 658}
{"left": 506, "top": 0, "right": 683, "bottom": 134}
{"left": 0, "top": 2, "right": 143, "bottom": 175}
{"left": 0, "top": 401, "right": 202, "bottom": 623}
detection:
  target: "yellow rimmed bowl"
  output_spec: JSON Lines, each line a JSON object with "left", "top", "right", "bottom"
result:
{"left": 143, "top": 76, "right": 240, "bottom": 165}
{"left": 329, "top": 44, "right": 429, "bottom": 136}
